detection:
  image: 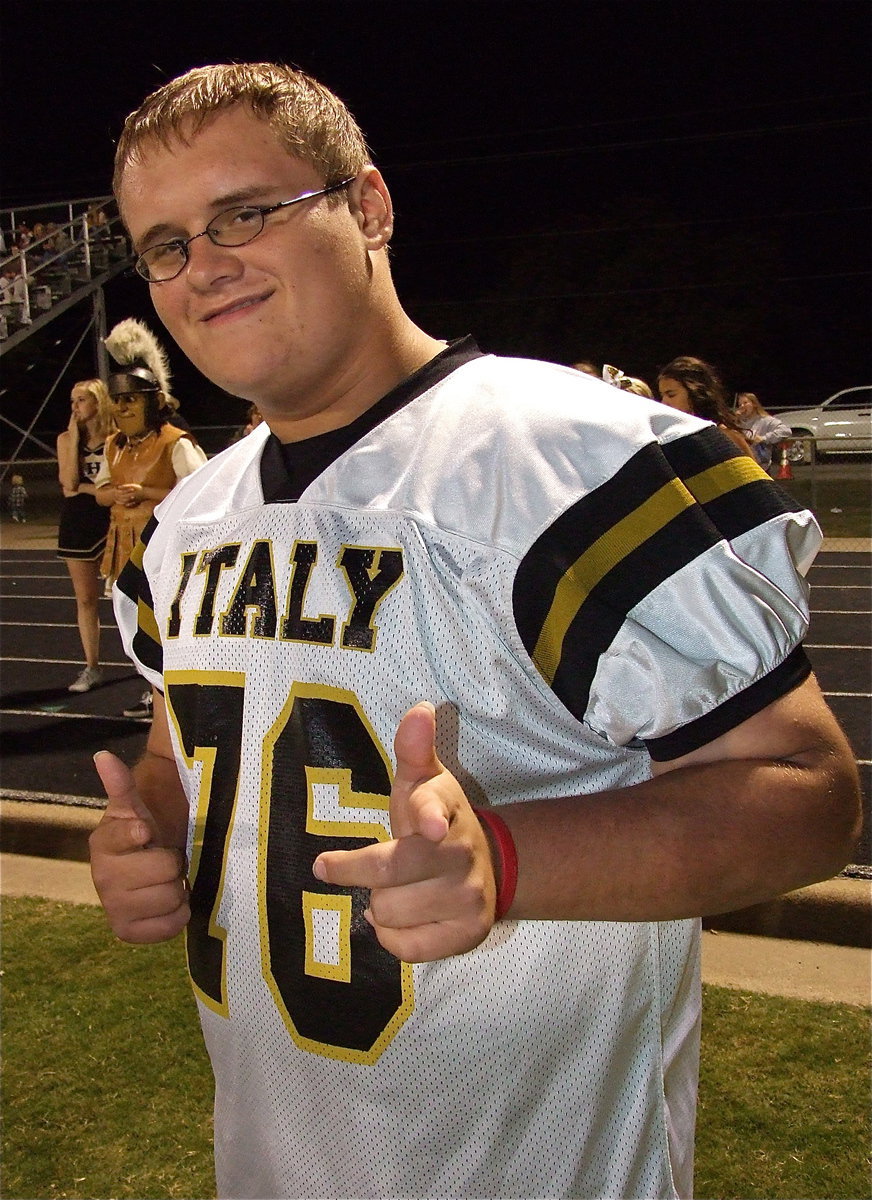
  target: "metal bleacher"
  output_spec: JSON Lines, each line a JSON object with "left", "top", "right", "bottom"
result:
{"left": 0, "top": 198, "right": 133, "bottom": 475}
{"left": 1, "top": 197, "right": 132, "bottom": 354}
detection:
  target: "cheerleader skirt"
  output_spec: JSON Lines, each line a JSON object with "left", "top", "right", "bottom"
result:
{"left": 56, "top": 493, "right": 110, "bottom": 562}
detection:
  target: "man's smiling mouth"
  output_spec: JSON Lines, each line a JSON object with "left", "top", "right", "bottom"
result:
{"left": 203, "top": 292, "right": 272, "bottom": 322}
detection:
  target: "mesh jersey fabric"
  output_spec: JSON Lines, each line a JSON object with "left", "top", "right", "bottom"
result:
{"left": 114, "top": 348, "right": 819, "bottom": 1199}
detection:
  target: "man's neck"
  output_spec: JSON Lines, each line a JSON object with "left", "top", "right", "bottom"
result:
{"left": 263, "top": 322, "right": 446, "bottom": 444}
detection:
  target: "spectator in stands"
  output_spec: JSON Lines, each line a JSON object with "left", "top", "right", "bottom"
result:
{"left": 48, "top": 222, "right": 74, "bottom": 262}
{"left": 57, "top": 379, "right": 116, "bottom": 693}
{"left": 657, "top": 356, "right": 754, "bottom": 457}
{"left": 571, "top": 359, "right": 600, "bottom": 376}
{"left": 1, "top": 260, "right": 25, "bottom": 301}
{"left": 27, "top": 223, "right": 52, "bottom": 269}
{"left": 87, "top": 208, "right": 111, "bottom": 243}
{"left": 0, "top": 260, "right": 30, "bottom": 326}
{"left": 735, "top": 392, "right": 792, "bottom": 472}
{"left": 95, "top": 319, "right": 207, "bottom": 719}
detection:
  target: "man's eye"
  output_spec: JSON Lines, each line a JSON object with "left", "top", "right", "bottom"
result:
{"left": 150, "top": 243, "right": 183, "bottom": 262}
{"left": 229, "top": 208, "right": 261, "bottom": 225}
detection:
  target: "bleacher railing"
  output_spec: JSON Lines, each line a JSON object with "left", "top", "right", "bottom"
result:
{"left": 1, "top": 197, "right": 130, "bottom": 342}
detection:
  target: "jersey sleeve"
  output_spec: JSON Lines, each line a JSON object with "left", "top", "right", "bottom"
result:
{"left": 113, "top": 514, "right": 165, "bottom": 693}
{"left": 512, "top": 424, "right": 820, "bottom": 760}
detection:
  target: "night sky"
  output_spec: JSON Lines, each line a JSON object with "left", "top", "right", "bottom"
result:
{"left": 2, "top": 0, "right": 870, "bottom": 431}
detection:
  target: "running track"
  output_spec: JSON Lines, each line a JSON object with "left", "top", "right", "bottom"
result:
{"left": 1, "top": 547, "right": 868, "bottom": 867}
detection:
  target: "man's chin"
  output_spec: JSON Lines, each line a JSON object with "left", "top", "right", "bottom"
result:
{"left": 184, "top": 351, "right": 268, "bottom": 406}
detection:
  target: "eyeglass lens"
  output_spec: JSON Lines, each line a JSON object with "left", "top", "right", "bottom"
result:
{"left": 136, "top": 179, "right": 353, "bottom": 281}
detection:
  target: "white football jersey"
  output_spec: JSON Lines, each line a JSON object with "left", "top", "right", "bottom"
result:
{"left": 115, "top": 344, "right": 819, "bottom": 1199}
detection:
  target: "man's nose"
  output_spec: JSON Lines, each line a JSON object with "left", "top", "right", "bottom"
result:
{"left": 183, "top": 232, "right": 245, "bottom": 286}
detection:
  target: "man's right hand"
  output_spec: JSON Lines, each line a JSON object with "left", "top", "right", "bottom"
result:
{"left": 89, "top": 750, "right": 190, "bottom": 943}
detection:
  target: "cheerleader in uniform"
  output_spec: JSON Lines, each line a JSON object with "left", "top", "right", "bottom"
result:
{"left": 56, "top": 378, "right": 115, "bottom": 693}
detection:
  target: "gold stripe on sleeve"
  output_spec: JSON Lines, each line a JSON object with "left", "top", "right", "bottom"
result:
{"left": 684, "top": 455, "right": 768, "bottom": 505}
{"left": 532, "top": 477, "right": 697, "bottom": 683}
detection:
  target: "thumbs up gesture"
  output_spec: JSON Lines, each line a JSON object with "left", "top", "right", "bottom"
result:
{"left": 89, "top": 750, "right": 190, "bottom": 943}
{"left": 313, "top": 703, "right": 498, "bottom": 962}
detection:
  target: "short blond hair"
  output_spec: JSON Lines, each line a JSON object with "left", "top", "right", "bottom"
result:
{"left": 113, "top": 62, "right": 371, "bottom": 201}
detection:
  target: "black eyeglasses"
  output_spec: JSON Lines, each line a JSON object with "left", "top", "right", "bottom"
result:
{"left": 134, "top": 178, "right": 356, "bottom": 283}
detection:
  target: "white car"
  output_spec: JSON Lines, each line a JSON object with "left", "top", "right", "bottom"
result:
{"left": 777, "top": 386, "right": 872, "bottom": 461}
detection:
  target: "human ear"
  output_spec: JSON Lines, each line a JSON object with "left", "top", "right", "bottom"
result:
{"left": 351, "top": 167, "right": 394, "bottom": 249}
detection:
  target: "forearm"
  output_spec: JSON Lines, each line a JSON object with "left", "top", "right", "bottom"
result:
{"left": 114, "top": 483, "right": 172, "bottom": 507}
{"left": 132, "top": 746, "right": 189, "bottom": 851}
{"left": 282, "top": 681, "right": 861, "bottom": 962}
{"left": 500, "top": 748, "right": 859, "bottom": 921}
{"left": 56, "top": 434, "right": 79, "bottom": 493}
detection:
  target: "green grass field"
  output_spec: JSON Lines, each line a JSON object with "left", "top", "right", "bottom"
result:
{"left": 2, "top": 897, "right": 869, "bottom": 1200}
{"left": 779, "top": 474, "right": 871, "bottom": 540}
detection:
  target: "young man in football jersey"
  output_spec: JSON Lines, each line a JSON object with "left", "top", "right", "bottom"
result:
{"left": 89, "top": 63, "right": 860, "bottom": 1200}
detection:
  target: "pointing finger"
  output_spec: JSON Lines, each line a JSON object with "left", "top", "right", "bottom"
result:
{"left": 313, "top": 834, "right": 452, "bottom": 890}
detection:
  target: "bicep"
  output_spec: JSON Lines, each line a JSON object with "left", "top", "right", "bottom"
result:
{"left": 652, "top": 673, "right": 853, "bottom": 776}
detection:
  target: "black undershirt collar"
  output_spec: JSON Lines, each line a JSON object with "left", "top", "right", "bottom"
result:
{"left": 260, "top": 336, "right": 483, "bottom": 503}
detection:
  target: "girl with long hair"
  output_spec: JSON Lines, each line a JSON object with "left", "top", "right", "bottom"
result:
{"left": 657, "top": 356, "right": 754, "bottom": 457}
{"left": 56, "top": 378, "right": 115, "bottom": 692}
{"left": 735, "top": 392, "right": 791, "bottom": 471}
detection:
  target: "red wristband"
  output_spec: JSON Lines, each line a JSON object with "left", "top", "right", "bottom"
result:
{"left": 474, "top": 807, "right": 518, "bottom": 920}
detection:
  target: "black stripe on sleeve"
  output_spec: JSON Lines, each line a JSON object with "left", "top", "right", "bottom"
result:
{"left": 547, "top": 501, "right": 726, "bottom": 714}
{"left": 660, "top": 424, "right": 749, "bottom": 477}
{"left": 644, "top": 647, "right": 812, "bottom": 761}
{"left": 512, "top": 426, "right": 811, "bottom": 726}
{"left": 116, "top": 517, "right": 163, "bottom": 676}
{"left": 513, "top": 440, "right": 687, "bottom": 653}
{"left": 662, "top": 426, "right": 804, "bottom": 542}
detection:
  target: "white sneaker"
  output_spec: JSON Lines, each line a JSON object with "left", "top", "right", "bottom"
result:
{"left": 68, "top": 666, "right": 103, "bottom": 693}
{"left": 122, "top": 691, "right": 153, "bottom": 720}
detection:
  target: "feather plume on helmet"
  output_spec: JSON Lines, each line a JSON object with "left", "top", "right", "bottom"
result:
{"left": 104, "top": 318, "right": 179, "bottom": 412}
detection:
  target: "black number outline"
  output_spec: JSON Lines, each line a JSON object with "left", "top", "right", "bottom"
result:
{"left": 166, "top": 672, "right": 415, "bottom": 1063}
{"left": 260, "top": 681, "right": 415, "bottom": 1064}
{"left": 165, "top": 670, "right": 245, "bottom": 1018}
